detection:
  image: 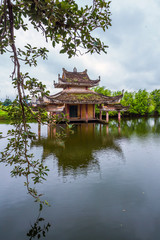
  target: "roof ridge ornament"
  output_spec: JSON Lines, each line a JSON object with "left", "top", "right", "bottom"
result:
{"left": 73, "top": 67, "right": 77, "bottom": 72}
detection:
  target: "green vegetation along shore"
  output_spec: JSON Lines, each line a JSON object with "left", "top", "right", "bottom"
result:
{"left": 0, "top": 107, "right": 9, "bottom": 120}
{"left": 94, "top": 87, "right": 160, "bottom": 117}
{"left": 1, "top": 88, "right": 160, "bottom": 120}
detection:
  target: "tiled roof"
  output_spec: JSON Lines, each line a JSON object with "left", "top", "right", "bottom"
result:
{"left": 100, "top": 104, "right": 130, "bottom": 111}
{"left": 47, "top": 91, "right": 123, "bottom": 104}
{"left": 54, "top": 68, "right": 100, "bottom": 88}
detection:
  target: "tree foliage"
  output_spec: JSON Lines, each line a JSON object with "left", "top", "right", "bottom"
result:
{"left": 0, "top": 0, "right": 112, "bottom": 120}
{"left": 93, "top": 86, "right": 112, "bottom": 96}
{"left": 150, "top": 89, "right": 160, "bottom": 114}
{"left": 94, "top": 86, "right": 160, "bottom": 116}
{"left": 0, "top": 0, "right": 112, "bottom": 203}
{"left": 2, "top": 98, "right": 12, "bottom": 106}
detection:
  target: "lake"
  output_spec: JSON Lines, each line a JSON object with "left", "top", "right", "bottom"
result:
{"left": 0, "top": 118, "right": 160, "bottom": 240}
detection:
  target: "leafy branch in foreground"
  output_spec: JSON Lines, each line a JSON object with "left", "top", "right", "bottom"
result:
{"left": 0, "top": 121, "right": 50, "bottom": 204}
{"left": 0, "top": 0, "right": 112, "bottom": 203}
{"left": 0, "top": 0, "right": 112, "bottom": 128}
{"left": 0, "top": 103, "right": 73, "bottom": 203}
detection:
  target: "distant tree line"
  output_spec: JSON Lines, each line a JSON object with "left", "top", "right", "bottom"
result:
{"left": 0, "top": 98, "right": 12, "bottom": 106}
{"left": 0, "top": 99, "right": 12, "bottom": 120}
{"left": 94, "top": 87, "right": 160, "bottom": 116}
{"left": 1, "top": 88, "right": 160, "bottom": 119}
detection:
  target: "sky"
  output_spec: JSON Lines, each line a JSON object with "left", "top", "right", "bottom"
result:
{"left": 1, "top": 0, "right": 160, "bottom": 100}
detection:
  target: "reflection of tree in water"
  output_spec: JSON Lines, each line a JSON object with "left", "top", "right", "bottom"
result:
{"left": 32, "top": 118, "right": 160, "bottom": 177}
{"left": 152, "top": 117, "right": 160, "bottom": 134}
{"left": 32, "top": 123, "right": 123, "bottom": 177}
{"left": 0, "top": 125, "right": 51, "bottom": 239}
{"left": 27, "top": 206, "right": 51, "bottom": 240}
{"left": 110, "top": 117, "right": 160, "bottom": 137}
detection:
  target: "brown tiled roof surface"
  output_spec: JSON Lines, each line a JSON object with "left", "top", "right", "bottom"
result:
{"left": 103, "top": 104, "right": 130, "bottom": 111}
{"left": 47, "top": 91, "right": 123, "bottom": 104}
{"left": 54, "top": 68, "right": 100, "bottom": 88}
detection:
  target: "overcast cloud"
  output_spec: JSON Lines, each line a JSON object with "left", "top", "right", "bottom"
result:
{"left": 1, "top": 0, "right": 160, "bottom": 100}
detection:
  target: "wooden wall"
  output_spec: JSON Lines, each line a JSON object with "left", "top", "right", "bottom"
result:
{"left": 64, "top": 104, "right": 95, "bottom": 120}
{"left": 88, "top": 104, "right": 94, "bottom": 118}
{"left": 80, "top": 104, "right": 94, "bottom": 119}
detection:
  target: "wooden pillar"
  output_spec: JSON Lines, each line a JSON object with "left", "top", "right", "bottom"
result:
{"left": 47, "top": 112, "right": 50, "bottom": 122}
{"left": 47, "top": 124, "right": 51, "bottom": 137}
{"left": 100, "top": 124, "right": 102, "bottom": 134}
{"left": 118, "top": 111, "right": 121, "bottom": 123}
{"left": 118, "top": 124, "right": 121, "bottom": 135}
{"left": 66, "top": 104, "right": 70, "bottom": 121}
{"left": 86, "top": 104, "right": 88, "bottom": 122}
{"left": 48, "top": 112, "right": 51, "bottom": 124}
{"left": 106, "top": 125, "right": 109, "bottom": 135}
{"left": 93, "top": 104, "right": 95, "bottom": 119}
{"left": 80, "top": 104, "right": 82, "bottom": 119}
{"left": 99, "top": 104, "right": 102, "bottom": 120}
{"left": 100, "top": 110, "right": 102, "bottom": 120}
{"left": 47, "top": 112, "right": 51, "bottom": 126}
{"left": 53, "top": 112, "right": 56, "bottom": 123}
{"left": 106, "top": 111, "right": 109, "bottom": 123}
{"left": 53, "top": 126, "right": 56, "bottom": 137}
{"left": 38, "top": 111, "right": 41, "bottom": 124}
{"left": 38, "top": 123, "right": 41, "bottom": 139}
{"left": 93, "top": 123, "right": 95, "bottom": 134}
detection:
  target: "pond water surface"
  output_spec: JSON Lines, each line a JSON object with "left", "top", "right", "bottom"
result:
{"left": 0, "top": 118, "right": 160, "bottom": 240}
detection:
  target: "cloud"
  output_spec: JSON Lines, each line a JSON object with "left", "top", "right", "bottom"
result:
{"left": 1, "top": 0, "right": 160, "bottom": 100}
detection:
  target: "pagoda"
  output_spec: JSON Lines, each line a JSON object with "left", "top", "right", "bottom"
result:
{"left": 35, "top": 68, "right": 129, "bottom": 123}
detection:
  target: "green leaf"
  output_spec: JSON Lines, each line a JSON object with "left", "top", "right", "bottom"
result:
{"left": 39, "top": 203, "right": 43, "bottom": 211}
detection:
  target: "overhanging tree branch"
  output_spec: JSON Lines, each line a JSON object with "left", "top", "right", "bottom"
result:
{"left": 0, "top": 0, "right": 112, "bottom": 203}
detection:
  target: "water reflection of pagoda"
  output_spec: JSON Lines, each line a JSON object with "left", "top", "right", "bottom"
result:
{"left": 33, "top": 68, "right": 129, "bottom": 123}
{"left": 32, "top": 124, "right": 123, "bottom": 177}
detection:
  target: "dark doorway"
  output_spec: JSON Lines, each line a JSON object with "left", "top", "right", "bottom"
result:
{"left": 69, "top": 105, "right": 78, "bottom": 118}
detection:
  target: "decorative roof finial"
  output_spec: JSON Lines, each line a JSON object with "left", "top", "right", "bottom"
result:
{"left": 73, "top": 67, "right": 77, "bottom": 72}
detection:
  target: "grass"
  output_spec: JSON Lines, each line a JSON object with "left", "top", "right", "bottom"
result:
{"left": 0, "top": 108, "right": 9, "bottom": 120}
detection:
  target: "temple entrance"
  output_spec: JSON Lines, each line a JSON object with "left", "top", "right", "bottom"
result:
{"left": 69, "top": 105, "right": 78, "bottom": 118}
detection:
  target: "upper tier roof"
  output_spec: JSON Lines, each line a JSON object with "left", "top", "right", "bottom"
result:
{"left": 54, "top": 68, "right": 100, "bottom": 88}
